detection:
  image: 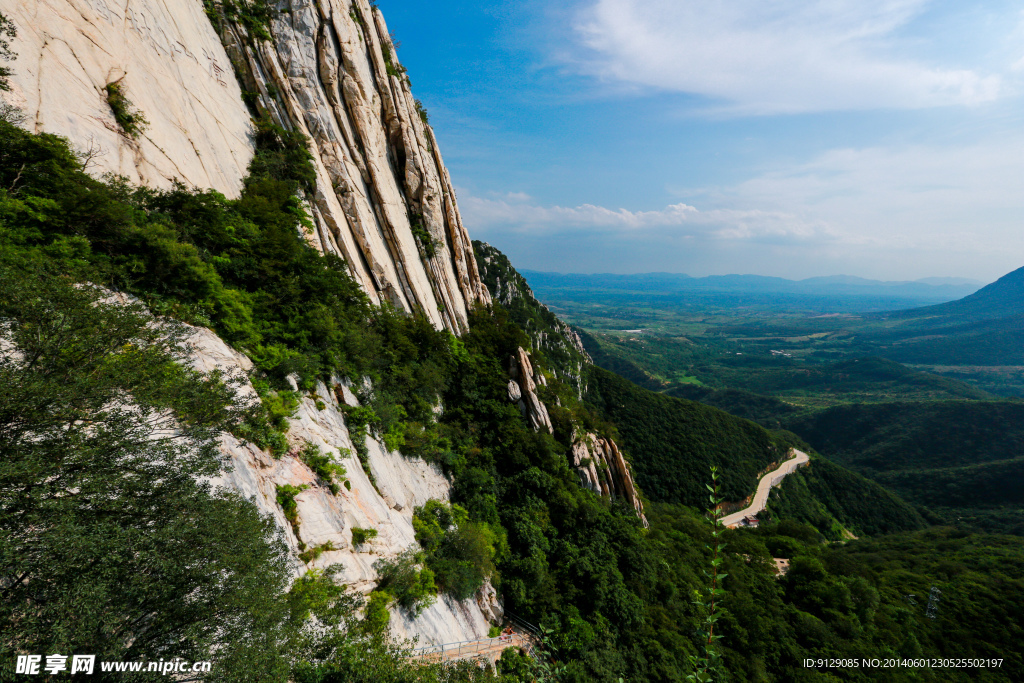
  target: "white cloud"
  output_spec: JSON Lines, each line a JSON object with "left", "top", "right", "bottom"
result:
{"left": 570, "top": 0, "right": 1002, "bottom": 114}
{"left": 460, "top": 191, "right": 842, "bottom": 245}
{"left": 461, "top": 135, "right": 1024, "bottom": 279}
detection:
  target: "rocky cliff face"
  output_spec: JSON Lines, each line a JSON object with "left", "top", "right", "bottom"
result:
{"left": 187, "top": 323, "right": 498, "bottom": 645}
{"left": 212, "top": 0, "right": 491, "bottom": 333}
{"left": 1, "top": 0, "right": 489, "bottom": 334}
{"left": 1, "top": 0, "right": 495, "bottom": 646}
{"left": 571, "top": 434, "right": 648, "bottom": 527}
{"left": 3, "top": 0, "right": 253, "bottom": 194}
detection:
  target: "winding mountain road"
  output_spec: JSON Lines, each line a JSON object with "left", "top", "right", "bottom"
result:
{"left": 721, "top": 449, "right": 810, "bottom": 528}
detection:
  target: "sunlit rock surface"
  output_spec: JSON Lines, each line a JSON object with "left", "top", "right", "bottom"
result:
{"left": 187, "top": 325, "right": 491, "bottom": 644}
{"left": 1, "top": 0, "right": 254, "bottom": 195}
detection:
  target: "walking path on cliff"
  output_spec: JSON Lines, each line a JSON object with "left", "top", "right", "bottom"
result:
{"left": 408, "top": 632, "right": 532, "bottom": 666}
{"left": 721, "top": 449, "right": 810, "bottom": 528}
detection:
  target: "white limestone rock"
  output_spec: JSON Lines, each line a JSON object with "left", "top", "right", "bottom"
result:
{"left": 1, "top": 0, "right": 254, "bottom": 196}
{"left": 182, "top": 324, "right": 492, "bottom": 644}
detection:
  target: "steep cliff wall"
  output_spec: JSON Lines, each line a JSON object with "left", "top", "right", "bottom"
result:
{"left": 2, "top": 0, "right": 253, "bottom": 195}
{"left": 1, "top": 0, "right": 489, "bottom": 333}
{"left": 0, "top": 0, "right": 496, "bottom": 646}
{"left": 212, "top": 0, "right": 490, "bottom": 332}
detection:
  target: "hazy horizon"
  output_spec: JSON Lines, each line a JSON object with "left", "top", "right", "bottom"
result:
{"left": 517, "top": 267, "right": 990, "bottom": 285}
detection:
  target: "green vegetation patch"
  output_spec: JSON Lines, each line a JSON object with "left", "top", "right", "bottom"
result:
{"left": 373, "top": 549, "right": 437, "bottom": 616}
{"left": 299, "top": 442, "right": 347, "bottom": 495}
{"left": 203, "top": 0, "right": 277, "bottom": 42}
{"left": 413, "top": 499, "right": 503, "bottom": 600}
{"left": 350, "top": 527, "right": 378, "bottom": 547}
{"left": 104, "top": 81, "right": 148, "bottom": 138}
{"left": 276, "top": 483, "right": 308, "bottom": 543}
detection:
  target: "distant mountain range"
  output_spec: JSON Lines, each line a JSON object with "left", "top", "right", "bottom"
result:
{"left": 523, "top": 270, "right": 984, "bottom": 305}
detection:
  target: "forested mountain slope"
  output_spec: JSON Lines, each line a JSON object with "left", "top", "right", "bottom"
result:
{"left": 887, "top": 265, "right": 1024, "bottom": 323}
{"left": 785, "top": 401, "right": 1024, "bottom": 534}
{"left": 863, "top": 265, "right": 1024, "bottom": 365}
{"left": 3, "top": 2, "right": 1024, "bottom": 681}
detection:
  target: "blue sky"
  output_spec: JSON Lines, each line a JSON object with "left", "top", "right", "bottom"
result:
{"left": 381, "top": 0, "right": 1024, "bottom": 281}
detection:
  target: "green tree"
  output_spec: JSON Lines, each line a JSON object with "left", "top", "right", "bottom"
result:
{"left": 0, "top": 11, "right": 15, "bottom": 92}
{"left": 0, "top": 272, "right": 293, "bottom": 681}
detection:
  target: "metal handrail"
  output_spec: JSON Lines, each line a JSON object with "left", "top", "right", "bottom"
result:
{"left": 408, "top": 633, "right": 526, "bottom": 659}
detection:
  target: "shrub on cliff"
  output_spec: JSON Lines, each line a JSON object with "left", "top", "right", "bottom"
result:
{"left": 413, "top": 499, "right": 504, "bottom": 600}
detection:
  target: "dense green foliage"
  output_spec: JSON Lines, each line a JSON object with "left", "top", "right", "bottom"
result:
{"left": 786, "top": 400, "right": 1024, "bottom": 533}
{"left": 666, "top": 385, "right": 800, "bottom": 427}
{"left": 203, "top": 0, "right": 278, "bottom": 42}
{"left": 350, "top": 527, "right": 378, "bottom": 547}
{"left": 767, "top": 458, "right": 927, "bottom": 538}
{"left": 0, "top": 274, "right": 294, "bottom": 682}
{"left": 786, "top": 401, "right": 1024, "bottom": 476}
{"left": 298, "top": 442, "right": 348, "bottom": 495}
{"left": 585, "top": 366, "right": 785, "bottom": 504}
{"left": 0, "top": 11, "right": 15, "bottom": 92}
{"left": 413, "top": 500, "right": 503, "bottom": 600}
{"left": 374, "top": 549, "right": 437, "bottom": 616}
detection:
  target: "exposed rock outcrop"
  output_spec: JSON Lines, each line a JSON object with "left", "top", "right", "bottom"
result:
{"left": 1, "top": 0, "right": 254, "bottom": 195}
{"left": 1, "top": 0, "right": 490, "bottom": 334}
{"left": 509, "top": 346, "right": 553, "bottom": 434}
{"left": 506, "top": 344, "right": 647, "bottom": 526}
{"left": 207, "top": 0, "right": 491, "bottom": 333}
{"left": 571, "top": 434, "right": 648, "bottom": 528}
{"left": 187, "top": 324, "right": 493, "bottom": 645}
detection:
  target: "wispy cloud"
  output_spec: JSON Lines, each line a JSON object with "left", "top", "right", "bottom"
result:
{"left": 461, "top": 134, "right": 1024, "bottom": 279}
{"left": 569, "top": 0, "right": 1003, "bottom": 114}
{"left": 459, "top": 191, "right": 843, "bottom": 245}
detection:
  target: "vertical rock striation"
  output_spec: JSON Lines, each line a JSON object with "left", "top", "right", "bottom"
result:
{"left": 571, "top": 434, "right": 649, "bottom": 527}
{"left": 209, "top": 0, "right": 490, "bottom": 333}
{"left": 0, "top": 0, "right": 254, "bottom": 195}
{"left": 0, "top": 0, "right": 490, "bottom": 334}
{"left": 509, "top": 346, "right": 554, "bottom": 434}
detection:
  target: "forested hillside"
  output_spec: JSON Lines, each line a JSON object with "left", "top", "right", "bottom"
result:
{"left": 785, "top": 401, "right": 1024, "bottom": 534}
{"left": 585, "top": 367, "right": 926, "bottom": 537}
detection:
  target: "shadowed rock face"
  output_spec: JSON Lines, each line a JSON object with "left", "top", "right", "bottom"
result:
{"left": 1, "top": 0, "right": 490, "bottom": 334}
{"left": 509, "top": 347, "right": 554, "bottom": 434}
{"left": 571, "top": 434, "right": 648, "bottom": 528}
